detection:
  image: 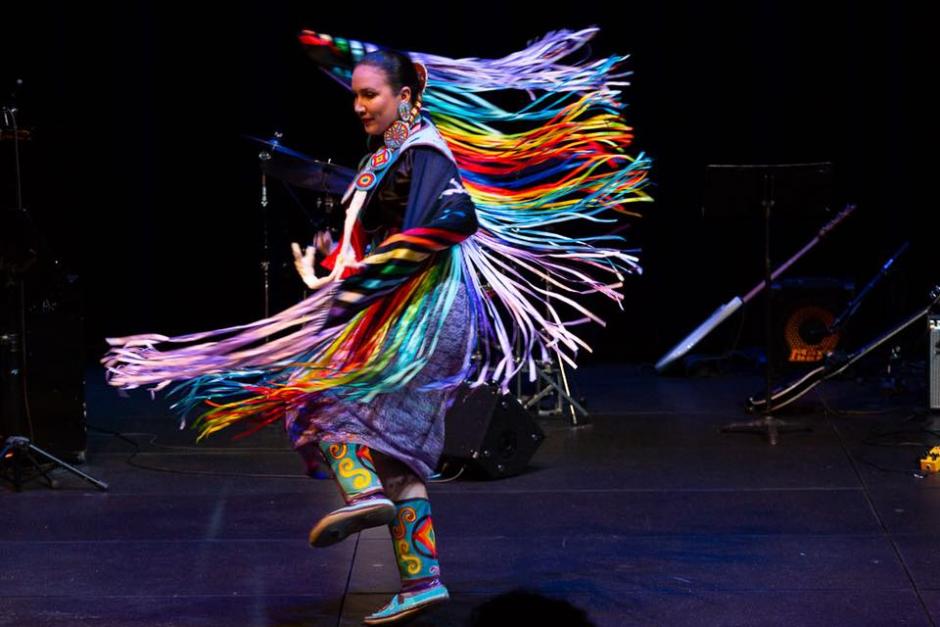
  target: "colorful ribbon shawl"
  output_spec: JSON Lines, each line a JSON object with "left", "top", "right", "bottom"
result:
{"left": 102, "top": 28, "right": 652, "bottom": 439}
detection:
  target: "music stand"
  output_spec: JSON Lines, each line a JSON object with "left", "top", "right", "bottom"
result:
{"left": 703, "top": 162, "right": 832, "bottom": 444}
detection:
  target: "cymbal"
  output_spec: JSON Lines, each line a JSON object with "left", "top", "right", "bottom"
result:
{"left": 243, "top": 134, "right": 319, "bottom": 163}
{"left": 260, "top": 158, "right": 355, "bottom": 196}
{"left": 244, "top": 135, "right": 355, "bottom": 195}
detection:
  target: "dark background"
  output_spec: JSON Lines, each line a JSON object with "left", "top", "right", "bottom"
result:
{"left": 1, "top": 1, "right": 934, "bottom": 366}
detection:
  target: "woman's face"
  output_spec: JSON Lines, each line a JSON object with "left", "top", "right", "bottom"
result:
{"left": 351, "top": 64, "right": 411, "bottom": 136}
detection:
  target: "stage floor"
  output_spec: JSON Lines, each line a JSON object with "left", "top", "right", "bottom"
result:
{"left": 3, "top": 366, "right": 939, "bottom": 626}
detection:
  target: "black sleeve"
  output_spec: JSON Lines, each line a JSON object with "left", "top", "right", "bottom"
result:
{"left": 400, "top": 147, "right": 478, "bottom": 237}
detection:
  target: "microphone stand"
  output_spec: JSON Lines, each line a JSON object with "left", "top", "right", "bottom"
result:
{"left": 0, "top": 89, "right": 108, "bottom": 491}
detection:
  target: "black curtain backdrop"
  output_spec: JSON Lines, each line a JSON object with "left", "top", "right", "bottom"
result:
{"left": 1, "top": 1, "right": 934, "bottom": 365}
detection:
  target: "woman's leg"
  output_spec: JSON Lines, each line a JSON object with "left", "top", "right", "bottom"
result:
{"left": 365, "top": 451, "right": 450, "bottom": 624}
{"left": 305, "top": 440, "right": 396, "bottom": 547}
{"left": 371, "top": 450, "right": 428, "bottom": 501}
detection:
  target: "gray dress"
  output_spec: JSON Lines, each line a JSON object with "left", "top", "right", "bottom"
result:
{"left": 285, "top": 146, "right": 477, "bottom": 479}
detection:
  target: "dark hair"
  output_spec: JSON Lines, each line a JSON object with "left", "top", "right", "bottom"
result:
{"left": 356, "top": 49, "right": 423, "bottom": 105}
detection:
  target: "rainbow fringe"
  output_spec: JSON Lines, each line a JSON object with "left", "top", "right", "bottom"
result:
{"left": 102, "top": 29, "right": 651, "bottom": 439}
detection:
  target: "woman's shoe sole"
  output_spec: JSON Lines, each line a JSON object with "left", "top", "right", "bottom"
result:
{"left": 309, "top": 498, "right": 395, "bottom": 548}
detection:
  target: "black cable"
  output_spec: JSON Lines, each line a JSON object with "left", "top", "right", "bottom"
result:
{"left": 815, "top": 390, "right": 937, "bottom": 478}
{"left": 855, "top": 456, "right": 927, "bottom": 477}
{"left": 84, "top": 423, "right": 311, "bottom": 480}
{"left": 86, "top": 423, "right": 292, "bottom": 453}
{"left": 816, "top": 391, "right": 939, "bottom": 446}
{"left": 18, "top": 279, "right": 34, "bottom": 440}
{"left": 812, "top": 380, "right": 923, "bottom": 416}
{"left": 85, "top": 422, "right": 459, "bottom": 484}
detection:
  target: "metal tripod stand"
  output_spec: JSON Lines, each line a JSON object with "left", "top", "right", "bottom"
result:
{"left": 1, "top": 435, "right": 108, "bottom": 491}
{"left": 513, "top": 280, "right": 590, "bottom": 426}
{"left": 1, "top": 93, "right": 107, "bottom": 492}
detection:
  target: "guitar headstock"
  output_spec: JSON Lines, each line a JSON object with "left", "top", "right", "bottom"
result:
{"left": 819, "top": 203, "right": 857, "bottom": 237}
{"left": 930, "top": 283, "right": 940, "bottom": 304}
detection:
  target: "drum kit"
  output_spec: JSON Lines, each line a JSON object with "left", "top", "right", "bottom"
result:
{"left": 247, "top": 134, "right": 355, "bottom": 197}
{"left": 244, "top": 133, "right": 355, "bottom": 316}
{"left": 1, "top": 86, "right": 361, "bottom": 488}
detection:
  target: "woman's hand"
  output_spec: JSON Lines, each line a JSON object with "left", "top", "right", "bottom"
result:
{"left": 291, "top": 241, "right": 321, "bottom": 289}
{"left": 292, "top": 217, "right": 369, "bottom": 290}
{"left": 291, "top": 233, "right": 363, "bottom": 290}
